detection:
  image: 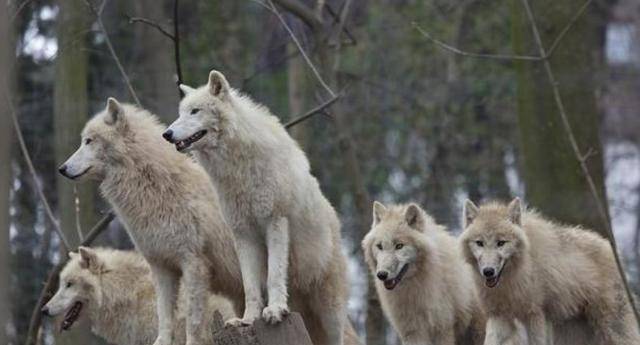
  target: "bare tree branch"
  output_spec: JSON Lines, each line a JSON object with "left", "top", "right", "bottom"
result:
{"left": 518, "top": 0, "right": 640, "bottom": 326}
{"left": 85, "top": 0, "right": 142, "bottom": 106}
{"left": 6, "top": 91, "right": 70, "bottom": 251}
{"left": 412, "top": 0, "right": 594, "bottom": 62}
{"left": 325, "top": 1, "right": 357, "bottom": 47}
{"left": 284, "top": 94, "right": 340, "bottom": 128}
{"left": 73, "top": 186, "right": 83, "bottom": 241}
{"left": 127, "top": 16, "right": 176, "bottom": 40}
{"left": 173, "top": 0, "right": 184, "bottom": 97}
{"left": 269, "top": 0, "right": 323, "bottom": 30}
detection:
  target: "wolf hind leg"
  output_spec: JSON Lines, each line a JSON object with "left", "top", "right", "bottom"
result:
{"left": 263, "top": 217, "right": 290, "bottom": 324}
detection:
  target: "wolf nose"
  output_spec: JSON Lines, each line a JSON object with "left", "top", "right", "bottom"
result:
{"left": 162, "top": 129, "right": 174, "bottom": 143}
{"left": 58, "top": 164, "right": 68, "bottom": 176}
{"left": 376, "top": 271, "right": 388, "bottom": 281}
{"left": 483, "top": 268, "right": 495, "bottom": 278}
{"left": 41, "top": 306, "right": 50, "bottom": 316}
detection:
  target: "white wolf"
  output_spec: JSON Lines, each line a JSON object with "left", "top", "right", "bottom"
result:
{"left": 42, "top": 247, "right": 235, "bottom": 345}
{"left": 362, "top": 202, "right": 485, "bottom": 345}
{"left": 460, "top": 198, "right": 640, "bottom": 345}
{"left": 58, "top": 99, "right": 245, "bottom": 345}
{"left": 163, "top": 70, "right": 349, "bottom": 345}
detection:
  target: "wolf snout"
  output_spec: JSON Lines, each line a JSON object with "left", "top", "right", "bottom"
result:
{"left": 162, "top": 129, "right": 175, "bottom": 143}
{"left": 482, "top": 267, "right": 496, "bottom": 278}
{"left": 41, "top": 305, "right": 50, "bottom": 316}
{"left": 58, "top": 164, "right": 68, "bottom": 177}
{"left": 376, "top": 271, "right": 389, "bottom": 281}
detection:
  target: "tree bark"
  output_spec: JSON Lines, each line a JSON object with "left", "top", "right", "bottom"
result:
{"left": 53, "top": 0, "right": 101, "bottom": 343}
{"left": 0, "top": 1, "right": 13, "bottom": 344}
{"left": 511, "top": 0, "right": 610, "bottom": 234}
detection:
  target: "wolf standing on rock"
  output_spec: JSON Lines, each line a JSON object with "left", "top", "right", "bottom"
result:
{"left": 58, "top": 99, "right": 244, "bottom": 345}
{"left": 362, "top": 202, "right": 485, "bottom": 345}
{"left": 460, "top": 198, "right": 640, "bottom": 345}
{"left": 163, "top": 70, "right": 349, "bottom": 345}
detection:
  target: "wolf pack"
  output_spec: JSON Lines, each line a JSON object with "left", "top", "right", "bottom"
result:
{"left": 40, "top": 70, "right": 639, "bottom": 345}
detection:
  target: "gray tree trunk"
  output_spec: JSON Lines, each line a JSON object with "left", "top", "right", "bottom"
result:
{"left": 0, "top": 1, "right": 13, "bottom": 344}
{"left": 53, "top": 0, "right": 101, "bottom": 343}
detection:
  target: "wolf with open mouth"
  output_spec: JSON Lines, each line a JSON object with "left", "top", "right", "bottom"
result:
{"left": 362, "top": 202, "right": 485, "bottom": 345}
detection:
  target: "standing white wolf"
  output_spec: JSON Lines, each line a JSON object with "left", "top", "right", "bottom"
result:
{"left": 362, "top": 202, "right": 485, "bottom": 345}
{"left": 42, "top": 247, "right": 235, "bottom": 345}
{"left": 163, "top": 70, "right": 349, "bottom": 345}
{"left": 58, "top": 99, "right": 245, "bottom": 345}
{"left": 460, "top": 198, "right": 640, "bottom": 345}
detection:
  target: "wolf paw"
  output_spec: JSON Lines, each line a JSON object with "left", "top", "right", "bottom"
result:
{"left": 225, "top": 317, "right": 255, "bottom": 328}
{"left": 262, "top": 304, "right": 289, "bottom": 324}
{"left": 152, "top": 336, "right": 171, "bottom": 345}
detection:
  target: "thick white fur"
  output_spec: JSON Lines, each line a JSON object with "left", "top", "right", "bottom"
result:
{"left": 166, "top": 71, "right": 349, "bottom": 345}
{"left": 461, "top": 198, "right": 640, "bottom": 345}
{"left": 44, "top": 247, "right": 235, "bottom": 345}
{"left": 362, "top": 202, "right": 485, "bottom": 345}
{"left": 60, "top": 100, "right": 244, "bottom": 345}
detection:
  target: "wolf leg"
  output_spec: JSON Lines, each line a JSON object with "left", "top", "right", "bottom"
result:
{"left": 226, "top": 235, "right": 266, "bottom": 327}
{"left": 182, "top": 257, "right": 210, "bottom": 345}
{"left": 484, "top": 316, "right": 521, "bottom": 345}
{"left": 150, "top": 264, "right": 179, "bottom": 345}
{"left": 524, "top": 311, "right": 549, "bottom": 345}
{"left": 262, "top": 217, "right": 290, "bottom": 323}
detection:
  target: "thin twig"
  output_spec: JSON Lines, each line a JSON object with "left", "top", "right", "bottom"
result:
{"left": 173, "top": 0, "right": 184, "bottom": 97}
{"left": 85, "top": 0, "right": 141, "bottom": 106}
{"left": 5, "top": 91, "right": 70, "bottom": 251}
{"left": 412, "top": 0, "right": 594, "bottom": 62}
{"left": 332, "top": 0, "right": 352, "bottom": 72}
{"left": 265, "top": 0, "right": 336, "bottom": 97}
{"left": 73, "top": 186, "right": 83, "bottom": 241}
{"left": 519, "top": 0, "right": 640, "bottom": 327}
{"left": 25, "top": 211, "right": 115, "bottom": 345}
{"left": 284, "top": 94, "right": 340, "bottom": 128}
{"left": 11, "top": 0, "right": 33, "bottom": 22}
{"left": 325, "top": 1, "right": 357, "bottom": 46}
{"left": 127, "top": 16, "right": 175, "bottom": 40}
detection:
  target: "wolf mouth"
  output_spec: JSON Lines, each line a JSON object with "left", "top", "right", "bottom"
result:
{"left": 175, "top": 130, "right": 207, "bottom": 152}
{"left": 67, "top": 166, "right": 91, "bottom": 180}
{"left": 383, "top": 264, "right": 409, "bottom": 290}
{"left": 485, "top": 268, "right": 503, "bottom": 288}
{"left": 60, "top": 301, "right": 83, "bottom": 331}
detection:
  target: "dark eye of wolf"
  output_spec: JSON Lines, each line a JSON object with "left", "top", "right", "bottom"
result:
{"left": 376, "top": 243, "right": 383, "bottom": 250}
{"left": 190, "top": 108, "right": 200, "bottom": 115}
{"left": 66, "top": 281, "right": 73, "bottom": 288}
{"left": 475, "top": 240, "right": 484, "bottom": 247}
{"left": 395, "top": 243, "right": 404, "bottom": 250}
{"left": 497, "top": 240, "right": 507, "bottom": 247}
{"left": 84, "top": 138, "right": 92, "bottom": 145}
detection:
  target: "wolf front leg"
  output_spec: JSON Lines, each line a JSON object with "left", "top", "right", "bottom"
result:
{"left": 262, "top": 217, "right": 290, "bottom": 324}
{"left": 524, "top": 311, "right": 549, "bottom": 345}
{"left": 182, "top": 257, "right": 210, "bottom": 345}
{"left": 150, "top": 264, "right": 179, "bottom": 345}
{"left": 226, "top": 235, "right": 266, "bottom": 327}
{"left": 484, "top": 316, "right": 522, "bottom": 345}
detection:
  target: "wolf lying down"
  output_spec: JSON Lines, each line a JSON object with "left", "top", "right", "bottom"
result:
{"left": 42, "top": 247, "right": 235, "bottom": 345}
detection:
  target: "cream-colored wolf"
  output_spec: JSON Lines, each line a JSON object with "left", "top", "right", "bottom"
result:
{"left": 43, "top": 247, "right": 235, "bottom": 345}
{"left": 461, "top": 198, "right": 640, "bottom": 345}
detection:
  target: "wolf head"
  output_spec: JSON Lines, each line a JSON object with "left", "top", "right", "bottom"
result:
{"left": 163, "top": 70, "right": 233, "bottom": 152}
{"left": 460, "top": 198, "right": 529, "bottom": 289}
{"left": 362, "top": 202, "right": 435, "bottom": 291}
{"left": 42, "top": 247, "right": 106, "bottom": 331}
{"left": 58, "top": 97, "right": 169, "bottom": 182}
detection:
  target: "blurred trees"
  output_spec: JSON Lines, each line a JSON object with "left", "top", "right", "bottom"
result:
{"left": 511, "top": 0, "right": 611, "bottom": 234}
{"left": 52, "top": 0, "right": 101, "bottom": 344}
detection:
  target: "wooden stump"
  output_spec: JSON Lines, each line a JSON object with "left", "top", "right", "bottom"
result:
{"left": 211, "top": 312, "right": 313, "bottom": 345}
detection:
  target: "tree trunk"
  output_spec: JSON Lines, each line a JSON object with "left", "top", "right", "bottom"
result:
{"left": 0, "top": 2, "right": 13, "bottom": 343}
{"left": 132, "top": 0, "right": 179, "bottom": 122}
{"left": 53, "top": 1, "right": 101, "bottom": 343}
{"left": 511, "top": 0, "right": 610, "bottom": 234}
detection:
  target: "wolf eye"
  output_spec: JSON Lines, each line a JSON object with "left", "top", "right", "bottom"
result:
{"left": 65, "top": 282, "right": 73, "bottom": 288}
{"left": 376, "top": 243, "right": 383, "bottom": 250}
{"left": 497, "top": 240, "right": 507, "bottom": 247}
{"left": 475, "top": 240, "right": 484, "bottom": 247}
{"left": 83, "top": 138, "right": 92, "bottom": 145}
{"left": 395, "top": 243, "right": 404, "bottom": 250}
{"left": 190, "top": 108, "right": 201, "bottom": 115}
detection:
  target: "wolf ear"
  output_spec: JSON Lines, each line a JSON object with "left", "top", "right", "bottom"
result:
{"left": 105, "top": 97, "right": 124, "bottom": 127}
{"left": 78, "top": 246, "right": 103, "bottom": 273}
{"left": 405, "top": 203, "right": 423, "bottom": 229}
{"left": 507, "top": 197, "right": 522, "bottom": 226}
{"left": 179, "top": 84, "right": 196, "bottom": 95}
{"left": 372, "top": 201, "right": 387, "bottom": 225}
{"left": 208, "top": 70, "right": 230, "bottom": 98}
{"left": 68, "top": 251, "right": 79, "bottom": 260}
{"left": 463, "top": 199, "right": 479, "bottom": 228}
